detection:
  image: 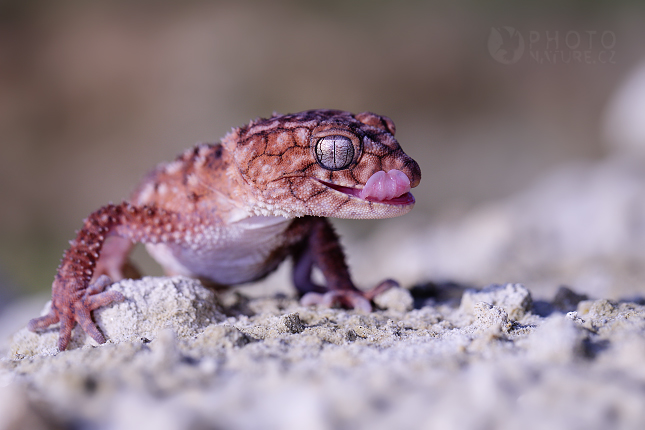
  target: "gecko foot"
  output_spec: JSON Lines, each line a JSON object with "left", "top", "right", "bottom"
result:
{"left": 27, "top": 275, "right": 125, "bottom": 351}
{"left": 300, "top": 279, "right": 399, "bottom": 312}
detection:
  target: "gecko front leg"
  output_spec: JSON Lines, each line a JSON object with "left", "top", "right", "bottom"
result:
{"left": 28, "top": 202, "right": 183, "bottom": 351}
{"left": 294, "top": 217, "right": 397, "bottom": 311}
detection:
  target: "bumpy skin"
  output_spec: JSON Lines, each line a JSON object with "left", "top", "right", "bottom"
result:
{"left": 28, "top": 110, "right": 421, "bottom": 351}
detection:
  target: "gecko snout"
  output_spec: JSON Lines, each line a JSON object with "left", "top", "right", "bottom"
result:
{"left": 406, "top": 158, "right": 421, "bottom": 188}
{"left": 384, "top": 155, "right": 421, "bottom": 189}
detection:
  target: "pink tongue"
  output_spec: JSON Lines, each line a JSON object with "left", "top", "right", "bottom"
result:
{"left": 359, "top": 169, "right": 411, "bottom": 201}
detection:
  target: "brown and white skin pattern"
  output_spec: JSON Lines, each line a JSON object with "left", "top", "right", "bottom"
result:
{"left": 28, "top": 110, "right": 422, "bottom": 351}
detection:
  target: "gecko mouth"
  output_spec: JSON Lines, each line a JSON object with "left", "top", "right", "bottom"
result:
{"left": 318, "top": 169, "right": 415, "bottom": 206}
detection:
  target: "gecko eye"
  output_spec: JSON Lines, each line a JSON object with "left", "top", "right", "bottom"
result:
{"left": 315, "top": 135, "right": 354, "bottom": 170}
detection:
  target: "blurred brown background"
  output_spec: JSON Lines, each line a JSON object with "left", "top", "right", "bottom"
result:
{"left": 1, "top": 0, "right": 644, "bottom": 301}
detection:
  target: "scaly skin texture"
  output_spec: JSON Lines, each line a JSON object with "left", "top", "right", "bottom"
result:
{"left": 28, "top": 110, "right": 421, "bottom": 351}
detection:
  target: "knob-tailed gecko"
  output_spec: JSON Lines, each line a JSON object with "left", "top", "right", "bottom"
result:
{"left": 28, "top": 109, "right": 421, "bottom": 350}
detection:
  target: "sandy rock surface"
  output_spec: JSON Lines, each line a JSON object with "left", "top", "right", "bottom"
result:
{"left": 4, "top": 156, "right": 645, "bottom": 430}
{"left": 2, "top": 276, "right": 645, "bottom": 430}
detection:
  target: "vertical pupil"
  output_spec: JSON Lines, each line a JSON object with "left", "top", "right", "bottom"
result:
{"left": 316, "top": 135, "right": 353, "bottom": 170}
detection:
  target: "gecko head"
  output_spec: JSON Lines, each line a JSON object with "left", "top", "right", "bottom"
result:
{"left": 224, "top": 109, "right": 422, "bottom": 219}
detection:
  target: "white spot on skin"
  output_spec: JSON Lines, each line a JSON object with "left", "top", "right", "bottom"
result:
{"left": 195, "top": 155, "right": 207, "bottom": 168}
{"left": 137, "top": 182, "right": 155, "bottom": 204}
{"left": 187, "top": 173, "right": 200, "bottom": 187}
{"left": 182, "top": 147, "right": 194, "bottom": 158}
{"left": 295, "top": 128, "right": 309, "bottom": 145}
{"left": 277, "top": 133, "right": 290, "bottom": 146}
{"left": 165, "top": 160, "right": 183, "bottom": 175}
{"left": 302, "top": 182, "right": 314, "bottom": 195}
{"left": 195, "top": 145, "right": 210, "bottom": 167}
{"left": 197, "top": 144, "right": 211, "bottom": 157}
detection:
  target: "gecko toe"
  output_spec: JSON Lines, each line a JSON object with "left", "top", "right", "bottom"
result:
{"left": 57, "top": 316, "right": 75, "bottom": 351}
{"left": 300, "top": 290, "right": 372, "bottom": 312}
{"left": 87, "top": 274, "right": 113, "bottom": 295}
{"left": 363, "top": 279, "right": 399, "bottom": 301}
{"left": 300, "top": 292, "right": 325, "bottom": 307}
{"left": 27, "top": 312, "right": 59, "bottom": 332}
{"left": 85, "top": 275, "right": 124, "bottom": 311}
{"left": 344, "top": 294, "right": 372, "bottom": 312}
{"left": 86, "top": 290, "right": 125, "bottom": 311}
{"left": 75, "top": 304, "right": 106, "bottom": 345}
{"left": 300, "top": 291, "right": 341, "bottom": 307}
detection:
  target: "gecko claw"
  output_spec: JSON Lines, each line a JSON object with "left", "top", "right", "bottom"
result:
{"left": 300, "top": 279, "right": 398, "bottom": 312}
{"left": 301, "top": 291, "right": 372, "bottom": 312}
{"left": 363, "top": 279, "right": 399, "bottom": 301}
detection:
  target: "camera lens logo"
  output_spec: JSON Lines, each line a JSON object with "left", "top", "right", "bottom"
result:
{"left": 488, "top": 27, "right": 524, "bottom": 64}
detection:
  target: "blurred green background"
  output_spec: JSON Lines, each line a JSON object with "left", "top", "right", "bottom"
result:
{"left": 1, "top": 0, "right": 644, "bottom": 302}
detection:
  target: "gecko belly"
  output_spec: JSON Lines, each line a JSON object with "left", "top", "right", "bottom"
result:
{"left": 145, "top": 215, "right": 296, "bottom": 285}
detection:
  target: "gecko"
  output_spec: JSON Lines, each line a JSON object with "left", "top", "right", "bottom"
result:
{"left": 28, "top": 109, "right": 421, "bottom": 351}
